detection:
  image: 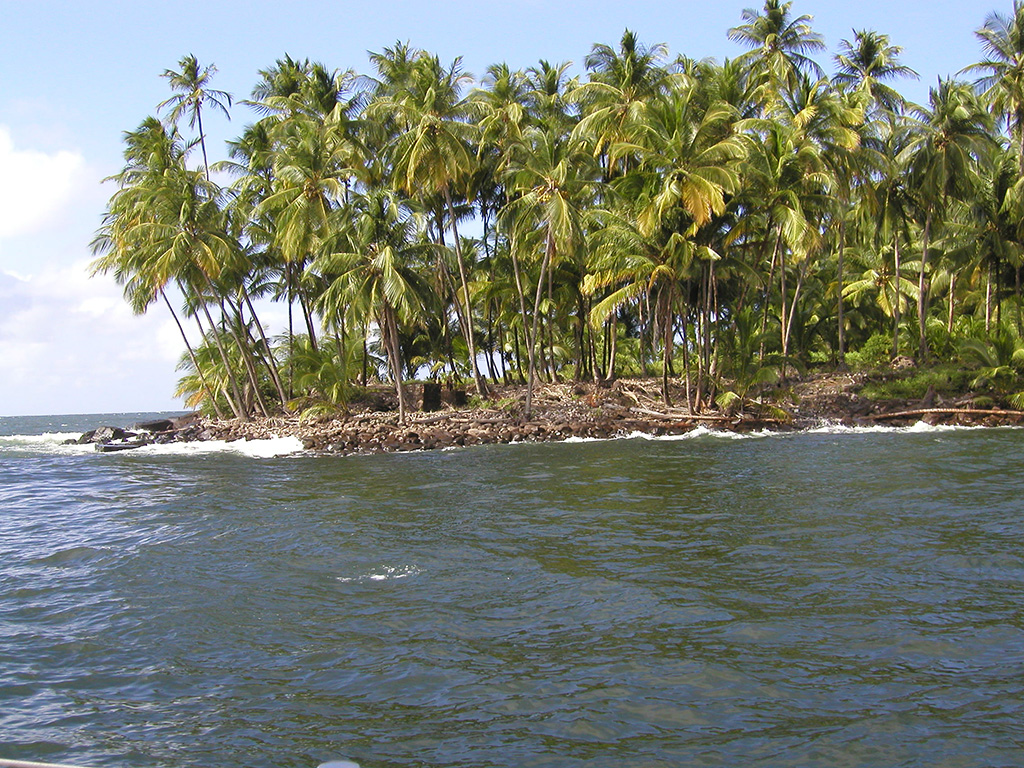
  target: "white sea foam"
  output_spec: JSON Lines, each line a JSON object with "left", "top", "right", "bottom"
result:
{"left": 803, "top": 419, "right": 993, "bottom": 436}
{"left": 0, "top": 432, "right": 93, "bottom": 454}
{"left": 0, "top": 433, "right": 305, "bottom": 458}
{"left": 513, "top": 420, "right": 1008, "bottom": 450}
{"left": 129, "top": 436, "right": 305, "bottom": 458}
{"left": 336, "top": 565, "right": 421, "bottom": 583}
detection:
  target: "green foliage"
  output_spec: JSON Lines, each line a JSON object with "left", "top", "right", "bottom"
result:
{"left": 844, "top": 332, "right": 892, "bottom": 371}
{"left": 959, "top": 332, "right": 1024, "bottom": 391}
{"left": 861, "top": 366, "right": 973, "bottom": 400}
{"left": 94, "top": 16, "right": 1024, "bottom": 421}
{"left": 287, "top": 336, "right": 352, "bottom": 415}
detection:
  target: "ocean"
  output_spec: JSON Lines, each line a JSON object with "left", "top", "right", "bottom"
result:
{"left": 2, "top": 413, "right": 1023, "bottom": 768}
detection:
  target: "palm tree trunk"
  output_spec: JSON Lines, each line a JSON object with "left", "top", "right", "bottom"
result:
{"left": 608, "top": 314, "right": 619, "bottom": 382}
{"left": 918, "top": 210, "right": 932, "bottom": 360}
{"left": 222, "top": 296, "right": 270, "bottom": 418}
{"left": 161, "top": 288, "right": 224, "bottom": 419}
{"left": 381, "top": 303, "right": 406, "bottom": 424}
{"left": 509, "top": 237, "right": 533, "bottom": 380}
{"left": 893, "top": 236, "right": 902, "bottom": 359}
{"left": 680, "top": 307, "right": 693, "bottom": 414}
{"left": 760, "top": 229, "right": 782, "bottom": 362}
{"left": 948, "top": 273, "right": 956, "bottom": 335}
{"left": 444, "top": 188, "right": 488, "bottom": 397}
{"left": 196, "top": 108, "right": 213, "bottom": 182}
{"left": 836, "top": 216, "right": 847, "bottom": 364}
{"left": 298, "top": 288, "right": 319, "bottom": 353}
{"left": 241, "top": 288, "right": 288, "bottom": 406}
{"left": 779, "top": 238, "right": 789, "bottom": 371}
{"left": 661, "top": 285, "right": 674, "bottom": 407}
{"left": 198, "top": 301, "right": 247, "bottom": 420}
{"left": 986, "top": 262, "right": 993, "bottom": 333}
{"left": 525, "top": 228, "right": 556, "bottom": 420}
{"left": 782, "top": 260, "right": 808, "bottom": 368}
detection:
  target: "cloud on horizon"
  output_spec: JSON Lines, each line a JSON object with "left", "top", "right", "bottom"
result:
{"left": 0, "top": 125, "right": 85, "bottom": 243}
{"left": 0, "top": 261, "right": 185, "bottom": 416}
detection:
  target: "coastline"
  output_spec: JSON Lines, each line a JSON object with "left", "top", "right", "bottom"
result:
{"left": 75, "top": 374, "right": 1024, "bottom": 454}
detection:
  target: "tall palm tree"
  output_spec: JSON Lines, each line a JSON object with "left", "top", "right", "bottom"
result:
{"left": 728, "top": 0, "right": 826, "bottom": 112}
{"left": 963, "top": 2, "right": 1024, "bottom": 174}
{"left": 502, "top": 125, "right": 595, "bottom": 416}
{"left": 833, "top": 29, "right": 918, "bottom": 116}
{"left": 572, "top": 30, "right": 678, "bottom": 179}
{"left": 900, "top": 79, "right": 995, "bottom": 358}
{"left": 369, "top": 51, "right": 489, "bottom": 396}
{"left": 315, "top": 189, "right": 429, "bottom": 423}
{"left": 92, "top": 118, "right": 250, "bottom": 418}
{"left": 157, "top": 54, "right": 233, "bottom": 179}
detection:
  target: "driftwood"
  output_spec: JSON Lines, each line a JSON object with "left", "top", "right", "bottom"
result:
{"left": 867, "top": 407, "right": 1024, "bottom": 421}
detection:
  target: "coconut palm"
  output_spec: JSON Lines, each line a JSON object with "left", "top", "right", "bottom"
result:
{"left": 368, "top": 51, "right": 489, "bottom": 395}
{"left": 728, "top": 0, "right": 826, "bottom": 112}
{"left": 92, "top": 118, "right": 250, "bottom": 418}
{"left": 502, "top": 125, "right": 596, "bottom": 416}
{"left": 900, "top": 79, "right": 996, "bottom": 358}
{"left": 963, "top": 2, "right": 1024, "bottom": 174}
{"left": 833, "top": 29, "right": 918, "bottom": 116}
{"left": 572, "top": 29, "right": 678, "bottom": 178}
{"left": 157, "top": 54, "right": 232, "bottom": 179}
{"left": 315, "top": 189, "right": 430, "bottom": 423}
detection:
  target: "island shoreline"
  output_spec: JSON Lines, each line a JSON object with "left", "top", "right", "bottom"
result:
{"left": 74, "top": 374, "right": 1024, "bottom": 454}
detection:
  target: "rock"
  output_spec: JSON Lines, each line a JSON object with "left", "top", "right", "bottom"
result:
{"left": 95, "top": 439, "right": 150, "bottom": 453}
{"left": 134, "top": 418, "right": 174, "bottom": 433}
{"left": 78, "top": 426, "right": 127, "bottom": 445}
{"left": 920, "top": 383, "right": 937, "bottom": 409}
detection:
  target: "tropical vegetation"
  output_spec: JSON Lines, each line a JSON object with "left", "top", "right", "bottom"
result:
{"left": 91, "top": 1, "right": 1024, "bottom": 421}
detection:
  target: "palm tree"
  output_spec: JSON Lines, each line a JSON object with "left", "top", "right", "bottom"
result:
{"left": 258, "top": 112, "right": 358, "bottom": 352}
{"left": 502, "top": 125, "right": 595, "bottom": 416}
{"left": 728, "top": 0, "right": 826, "bottom": 112}
{"left": 742, "top": 110, "right": 832, "bottom": 368}
{"left": 157, "top": 54, "right": 232, "bottom": 179}
{"left": 857, "top": 114, "right": 917, "bottom": 356}
{"left": 833, "top": 29, "right": 918, "bottom": 116}
{"left": 92, "top": 118, "right": 250, "bottom": 419}
{"left": 963, "top": 2, "right": 1024, "bottom": 174}
{"left": 368, "top": 51, "right": 489, "bottom": 396}
{"left": 900, "top": 79, "right": 995, "bottom": 358}
{"left": 315, "top": 189, "right": 429, "bottom": 423}
{"left": 572, "top": 30, "right": 677, "bottom": 179}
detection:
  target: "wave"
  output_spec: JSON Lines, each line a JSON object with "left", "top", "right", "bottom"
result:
{"left": 336, "top": 565, "right": 421, "bottom": 583}
{"left": 558, "top": 419, "right": 1003, "bottom": 446}
{"left": 0, "top": 433, "right": 305, "bottom": 458}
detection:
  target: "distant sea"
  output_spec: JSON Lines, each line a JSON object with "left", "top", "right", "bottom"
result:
{"left": 2, "top": 414, "right": 1023, "bottom": 768}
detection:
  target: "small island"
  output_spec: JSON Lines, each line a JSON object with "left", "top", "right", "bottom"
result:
{"left": 74, "top": 367, "right": 1024, "bottom": 455}
{"left": 86, "top": 3, "right": 1024, "bottom": 452}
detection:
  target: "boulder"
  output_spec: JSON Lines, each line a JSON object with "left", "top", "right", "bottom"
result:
{"left": 77, "top": 426, "right": 128, "bottom": 445}
{"left": 134, "top": 418, "right": 174, "bottom": 433}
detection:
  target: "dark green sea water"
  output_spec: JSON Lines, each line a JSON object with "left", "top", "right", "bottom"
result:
{"left": 2, "top": 415, "right": 1023, "bottom": 768}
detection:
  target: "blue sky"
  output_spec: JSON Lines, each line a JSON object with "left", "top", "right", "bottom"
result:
{"left": 0, "top": 0, "right": 1001, "bottom": 415}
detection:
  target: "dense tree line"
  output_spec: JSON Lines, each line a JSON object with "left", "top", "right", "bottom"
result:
{"left": 91, "top": 1, "right": 1024, "bottom": 421}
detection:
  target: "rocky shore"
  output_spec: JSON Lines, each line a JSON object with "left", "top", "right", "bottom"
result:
{"left": 73, "top": 374, "right": 1024, "bottom": 455}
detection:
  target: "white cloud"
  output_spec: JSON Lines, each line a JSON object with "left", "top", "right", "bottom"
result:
{"left": 0, "top": 261, "right": 187, "bottom": 415}
{"left": 0, "top": 125, "right": 85, "bottom": 240}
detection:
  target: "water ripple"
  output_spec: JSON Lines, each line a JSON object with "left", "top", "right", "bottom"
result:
{"left": 2, "top": 430, "right": 1024, "bottom": 767}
